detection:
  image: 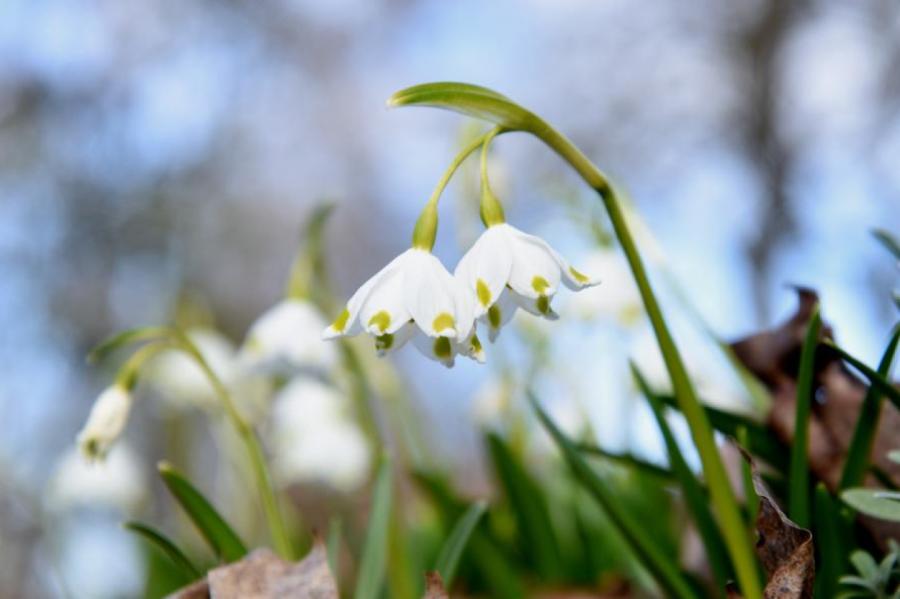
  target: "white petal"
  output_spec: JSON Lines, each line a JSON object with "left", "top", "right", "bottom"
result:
{"left": 547, "top": 246, "right": 601, "bottom": 291}
{"left": 241, "top": 299, "right": 337, "bottom": 375}
{"left": 454, "top": 226, "right": 513, "bottom": 316}
{"left": 504, "top": 225, "right": 563, "bottom": 299}
{"left": 480, "top": 289, "right": 519, "bottom": 342}
{"left": 411, "top": 331, "right": 457, "bottom": 368}
{"left": 323, "top": 252, "right": 405, "bottom": 339}
{"left": 359, "top": 267, "right": 412, "bottom": 336}
{"left": 374, "top": 321, "right": 415, "bottom": 357}
{"left": 404, "top": 250, "right": 461, "bottom": 338}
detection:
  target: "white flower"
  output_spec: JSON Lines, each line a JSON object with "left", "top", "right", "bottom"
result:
{"left": 76, "top": 385, "right": 134, "bottom": 461}
{"left": 147, "top": 328, "right": 236, "bottom": 409}
{"left": 323, "top": 248, "right": 483, "bottom": 367}
{"left": 48, "top": 444, "right": 147, "bottom": 512}
{"left": 454, "top": 223, "right": 599, "bottom": 340}
{"left": 269, "top": 378, "right": 370, "bottom": 492}
{"left": 239, "top": 299, "right": 338, "bottom": 377}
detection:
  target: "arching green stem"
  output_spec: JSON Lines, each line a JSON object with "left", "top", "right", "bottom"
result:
{"left": 479, "top": 128, "right": 506, "bottom": 226}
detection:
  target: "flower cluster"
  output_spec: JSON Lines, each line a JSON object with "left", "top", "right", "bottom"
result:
{"left": 323, "top": 221, "right": 599, "bottom": 367}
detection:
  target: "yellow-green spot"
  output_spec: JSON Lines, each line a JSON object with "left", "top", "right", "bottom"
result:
{"left": 331, "top": 308, "right": 350, "bottom": 332}
{"left": 569, "top": 266, "right": 590, "bottom": 284}
{"left": 375, "top": 333, "right": 394, "bottom": 352}
{"left": 470, "top": 334, "right": 483, "bottom": 353}
{"left": 368, "top": 310, "right": 391, "bottom": 333}
{"left": 536, "top": 296, "right": 551, "bottom": 315}
{"left": 532, "top": 276, "right": 550, "bottom": 295}
{"left": 476, "top": 279, "right": 492, "bottom": 307}
{"left": 488, "top": 304, "right": 501, "bottom": 328}
{"left": 433, "top": 336, "right": 452, "bottom": 359}
{"left": 433, "top": 312, "right": 455, "bottom": 333}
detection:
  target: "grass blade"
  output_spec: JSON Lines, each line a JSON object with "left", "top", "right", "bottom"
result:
{"left": 812, "top": 484, "right": 843, "bottom": 599}
{"left": 633, "top": 365, "right": 731, "bottom": 592}
{"left": 840, "top": 324, "right": 900, "bottom": 490}
{"left": 354, "top": 455, "right": 392, "bottom": 599}
{"left": 327, "top": 517, "right": 342, "bottom": 585}
{"left": 824, "top": 341, "right": 900, "bottom": 412}
{"left": 434, "top": 500, "right": 488, "bottom": 587}
{"left": 577, "top": 444, "right": 678, "bottom": 483}
{"left": 486, "top": 432, "right": 563, "bottom": 579}
{"left": 873, "top": 229, "right": 900, "bottom": 261}
{"left": 788, "top": 305, "right": 821, "bottom": 528}
{"left": 123, "top": 521, "right": 200, "bottom": 581}
{"left": 530, "top": 394, "right": 695, "bottom": 599}
{"left": 157, "top": 461, "right": 247, "bottom": 563}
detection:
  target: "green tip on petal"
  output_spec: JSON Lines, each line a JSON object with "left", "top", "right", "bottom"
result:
{"left": 487, "top": 304, "right": 501, "bottom": 328}
{"left": 470, "top": 334, "right": 483, "bottom": 353}
{"left": 476, "top": 279, "right": 492, "bottom": 307}
{"left": 331, "top": 308, "right": 350, "bottom": 332}
{"left": 368, "top": 311, "right": 392, "bottom": 333}
{"left": 569, "top": 266, "right": 590, "bottom": 284}
{"left": 375, "top": 333, "right": 394, "bottom": 353}
{"left": 433, "top": 336, "right": 452, "bottom": 359}
{"left": 532, "top": 276, "right": 550, "bottom": 295}
{"left": 433, "top": 312, "right": 456, "bottom": 333}
{"left": 536, "top": 296, "right": 551, "bottom": 315}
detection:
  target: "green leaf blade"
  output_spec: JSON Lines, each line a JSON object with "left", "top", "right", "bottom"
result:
{"left": 354, "top": 455, "right": 393, "bottom": 599}
{"left": 840, "top": 324, "right": 900, "bottom": 490}
{"left": 157, "top": 461, "right": 247, "bottom": 563}
{"left": 434, "top": 500, "right": 488, "bottom": 588}
{"left": 529, "top": 394, "right": 695, "bottom": 599}
{"left": 388, "top": 82, "right": 534, "bottom": 130}
{"left": 124, "top": 521, "right": 201, "bottom": 581}
{"left": 789, "top": 305, "right": 821, "bottom": 528}
{"left": 841, "top": 488, "right": 900, "bottom": 522}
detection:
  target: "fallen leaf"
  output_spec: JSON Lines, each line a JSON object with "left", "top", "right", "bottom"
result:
{"left": 166, "top": 541, "right": 338, "bottom": 599}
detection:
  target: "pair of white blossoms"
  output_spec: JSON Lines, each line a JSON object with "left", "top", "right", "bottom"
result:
{"left": 323, "top": 223, "right": 599, "bottom": 367}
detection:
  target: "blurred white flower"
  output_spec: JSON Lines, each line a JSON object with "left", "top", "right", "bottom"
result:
{"left": 76, "top": 385, "right": 133, "bottom": 461}
{"left": 147, "top": 327, "right": 236, "bottom": 409}
{"left": 454, "top": 223, "right": 599, "bottom": 341}
{"left": 471, "top": 375, "right": 514, "bottom": 427}
{"left": 567, "top": 247, "right": 642, "bottom": 325}
{"left": 269, "top": 377, "right": 370, "bottom": 492}
{"left": 239, "top": 298, "right": 338, "bottom": 377}
{"left": 323, "top": 248, "right": 483, "bottom": 367}
{"left": 48, "top": 444, "right": 146, "bottom": 512}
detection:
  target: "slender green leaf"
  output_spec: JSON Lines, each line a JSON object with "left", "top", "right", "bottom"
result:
{"left": 530, "top": 394, "right": 695, "bottom": 599}
{"left": 812, "top": 485, "right": 843, "bottom": 599}
{"left": 577, "top": 443, "right": 677, "bottom": 482}
{"left": 841, "top": 488, "right": 900, "bottom": 522}
{"left": 486, "top": 432, "right": 563, "bottom": 579}
{"left": 388, "top": 82, "right": 534, "bottom": 130}
{"left": 88, "top": 326, "right": 169, "bottom": 364}
{"left": 873, "top": 229, "right": 900, "bottom": 261}
{"left": 840, "top": 324, "right": 900, "bottom": 490}
{"left": 157, "top": 461, "right": 247, "bottom": 563}
{"left": 327, "top": 517, "right": 342, "bottom": 585}
{"left": 657, "top": 394, "right": 787, "bottom": 471}
{"left": 434, "top": 501, "right": 488, "bottom": 587}
{"left": 789, "top": 305, "right": 821, "bottom": 528}
{"left": 412, "top": 471, "right": 524, "bottom": 599}
{"left": 736, "top": 428, "right": 759, "bottom": 528}
{"left": 633, "top": 365, "right": 731, "bottom": 592}
{"left": 124, "top": 521, "right": 200, "bottom": 581}
{"left": 354, "top": 455, "right": 392, "bottom": 599}
{"left": 825, "top": 341, "right": 900, "bottom": 412}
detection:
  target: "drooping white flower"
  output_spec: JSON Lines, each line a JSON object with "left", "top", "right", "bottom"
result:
{"left": 454, "top": 223, "right": 599, "bottom": 340}
{"left": 239, "top": 298, "right": 338, "bottom": 377}
{"left": 76, "top": 385, "right": 134, "bottom": 461}
{"left": 323, "top": 248, "right": 483, "bottom": 367}
{"left": 269, "top": 377, "right": 370, "bottom": 492}
{"left": 48, "top": 444, "right": 147, "bottom": 512}
{"left": 146, "top": 327, "right": 237, "bottom": 409}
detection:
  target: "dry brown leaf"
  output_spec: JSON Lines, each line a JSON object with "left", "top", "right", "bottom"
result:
{"left": 422, "top": 571, "right": 449, "bottom": 599}
{"left": 166, "top": 541, "right": 338, "bottom": 599}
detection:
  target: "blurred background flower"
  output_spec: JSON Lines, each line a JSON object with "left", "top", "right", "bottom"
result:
{"left": 1, "top": 0, "right": 899, "bottom": 596}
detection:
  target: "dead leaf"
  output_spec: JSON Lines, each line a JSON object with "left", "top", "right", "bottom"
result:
{"left": 422, "top": 572, "right": 449, "bottom": 599}
{"left": 166, "top": 541, "right": 338, "bottom": 599}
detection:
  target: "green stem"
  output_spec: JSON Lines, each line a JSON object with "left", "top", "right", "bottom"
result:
{"left": 526, "top": 117, "right": 763, "bottom": 599}
{"left": 170, "top": 329, "right": 294, "bottom": 559}
{"left": 429, "top": 127, "right": 504, "bottom": 207}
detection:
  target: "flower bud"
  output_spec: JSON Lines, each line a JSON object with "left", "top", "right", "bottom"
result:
{"left": 76, "top": 385, "right": 134, "bottom": 461}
